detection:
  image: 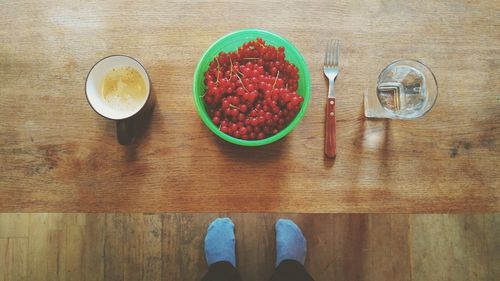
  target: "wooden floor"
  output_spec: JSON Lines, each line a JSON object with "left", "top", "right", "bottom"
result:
{"left": 0, "top": 214, "right": 498, "bottom": 281}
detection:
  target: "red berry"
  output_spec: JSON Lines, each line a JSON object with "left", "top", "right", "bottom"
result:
{"left": 250, "top": 118, "right": 258, "bottom": 126}
{"left": 203, "top": 39, "right": 302, "bottom": 140}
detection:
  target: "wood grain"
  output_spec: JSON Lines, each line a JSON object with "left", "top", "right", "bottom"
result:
{"left": 0, "top": 214, "right": 28, "bottom": 238}
{"left": 0, "top": 213, "right": 499, "bottom": 281}
{"left": 0, "top": 238, "right": 28, "bottom": 281}
{"left": 27, "top": 214, "right": 49, "bottom": 281}
{"left": 410, "top": 214, "right": 500, "bottom": 281}
{"left": 162, "top": 213, "right": 216, "bottom": 281}
{"left": 143, "top": 214, "right": 162, "bottom": 281}
{"left": 0, "top": 0, "right": 499, "bottom": 212}
{"left": 104, "top": 214, "right": 125, "bottom": 281}
{"left": 46, "top": 219, "right": 67, "bottom": 281}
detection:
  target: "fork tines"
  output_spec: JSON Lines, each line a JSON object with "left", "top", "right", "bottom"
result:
{"left": 324, "top": 39, "right": 339, "bottom": 68}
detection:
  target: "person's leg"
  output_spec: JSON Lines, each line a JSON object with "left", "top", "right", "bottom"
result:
{"left": 270, "top": 260, "right": 314, "bottom": 281}
{"left": 200, "top": 217, "right": 242, "bottom": 281}
{"left": 201, "top": 261, "right": 242, "bottom": 281}
{"left": 269, "top": 219, "right": 315, "bottom": 281}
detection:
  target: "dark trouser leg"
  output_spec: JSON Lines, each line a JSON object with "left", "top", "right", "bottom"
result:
{"left": 269, "top": 260, "right": 315, "bottom": 281}
{"left": 201, "top": 261, "right": 242, "bottom": 281}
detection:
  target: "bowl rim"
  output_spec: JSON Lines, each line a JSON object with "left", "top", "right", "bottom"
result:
{"left": 192, "top": 28, "right": 311, "bottom": 146}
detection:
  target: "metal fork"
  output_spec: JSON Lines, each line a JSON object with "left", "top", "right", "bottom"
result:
{"left": 323, "top": 39, "right": 339, "bottom": 158}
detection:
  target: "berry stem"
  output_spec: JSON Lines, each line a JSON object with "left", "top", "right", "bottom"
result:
{"left": 235, "top": 68, "right": 244, "bottom": 77}
{"left": 215, "top": 56, "right": 220, "bottom": 84}
{"left": 229, "top": 57, "right": 234, "bottom": 77}
{"left": 272, "top": 70, "right": 280, "bottom": 89}
{"left": 234, "top": 71, "right": 249, "bottom": 92}
{"left": 230, "top": 56, "right": 244, "bottom": 77}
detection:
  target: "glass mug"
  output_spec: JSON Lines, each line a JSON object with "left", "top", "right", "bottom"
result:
{"left": 85, "top": 55, "right": 154, "bottom": 145}
{"left": 364, "top": 59, "right": 438, "bottom": 119}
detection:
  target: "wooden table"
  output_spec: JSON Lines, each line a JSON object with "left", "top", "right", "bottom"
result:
{"left": 1, "top": 1, "right": 498, "bottom": 212}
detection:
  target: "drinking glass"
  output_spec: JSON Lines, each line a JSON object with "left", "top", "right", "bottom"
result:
{"left": 364, "top": 59, "right": 438, "bottom": 119}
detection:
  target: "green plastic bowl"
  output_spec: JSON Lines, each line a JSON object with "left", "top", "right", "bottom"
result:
{"left": 193, "top": 29, "right": 311, "bottom": 146}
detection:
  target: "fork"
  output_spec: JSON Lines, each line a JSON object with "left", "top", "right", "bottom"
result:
{"left": 323, "top": 39, "right": 339, "bottom": 158}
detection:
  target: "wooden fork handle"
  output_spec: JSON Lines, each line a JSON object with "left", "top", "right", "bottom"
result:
{"left": 325, "top": 97, "right": 336, "bottom": 158}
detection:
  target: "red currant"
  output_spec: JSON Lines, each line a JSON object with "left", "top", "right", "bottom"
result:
{"left": 202, "top": 38, "right": 303, "bottom": 140}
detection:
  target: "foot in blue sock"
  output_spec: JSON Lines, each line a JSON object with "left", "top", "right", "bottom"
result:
{"left": 275, "top": 219, "right": 307, "bottom": 267}
{"left": 204, "top": 217, "right": 236, "bottom": 267}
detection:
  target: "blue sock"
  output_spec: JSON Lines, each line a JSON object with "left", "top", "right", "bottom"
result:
{"left": 204, "top": 217, "right": 236, "bottom": 267}
{"left": 275, "top": 219, "right": 307, "bottom": 267}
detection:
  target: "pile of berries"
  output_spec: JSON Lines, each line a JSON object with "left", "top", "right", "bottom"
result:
{"left": 203, "top": 38, "right": 303, "bottom": 140}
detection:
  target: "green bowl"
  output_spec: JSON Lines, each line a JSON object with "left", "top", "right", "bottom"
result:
{"left": 193, "top": 29, "right": 311, "bottom": 146}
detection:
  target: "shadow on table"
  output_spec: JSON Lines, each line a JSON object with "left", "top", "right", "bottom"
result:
{"left": 211, "top": 134, "right": 288, "bottom": 164}
{"left": 347, "top": 111, "right": 392, "bottom": 183}
{"left": 109, "top": 88, "right": 158, "bottom": 161}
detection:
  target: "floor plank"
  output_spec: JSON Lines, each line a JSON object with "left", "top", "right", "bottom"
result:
{"left": 0, "top": 213, "right": 497, "bottom": 281}
{"left": 162, "top": 213, "right": 217, "bottom": 281}
{"left": 66, "top": 223, "right": 84, "bottom": 281}
{"left": 46, "top": 229, "right": 66, "bottom": 281}
{"left": 11, "top": 238, "right": 28, "bottom": 281}
{"left": 142, "top": 214, "right": 162, "bottom": 281}
{"left": 104, "top": 214, "right": 126, "bottom": 281}
{"left": 363, "top": 215, "right": 411, "bottom": 281}
{"left": 0, "top": 214, "right": 29, "bottom": 238}
{"left": 410, "top": 214, "right": 500, "bottom": 281}
{"left": 123, "top": 214, "right": 144, "bottom": 281}
{"left": 27, "top": 214, "right": 49, "bottom": 281}
{"left": 83, "top": 214, "right": 105, "bottom": 281}
{"left": 325, "top": 214, "right": 368, "bottom": 280}
{"left": 0, "top": 239, "right": 6, "bottom": 281}
{"left": 231, "top": 213, "right": 278, "bottom": 280}
{"left": 0, "top": 238, "right": 28, "bottom": 281}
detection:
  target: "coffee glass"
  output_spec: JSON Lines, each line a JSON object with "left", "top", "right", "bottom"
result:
{"left": 85, "top": 55, "right": 154, "bottom": 145}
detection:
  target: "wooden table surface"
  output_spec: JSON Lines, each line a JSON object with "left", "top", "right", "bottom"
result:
{"left": 1, "top": 1, "right": 498, "bottom": 213}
